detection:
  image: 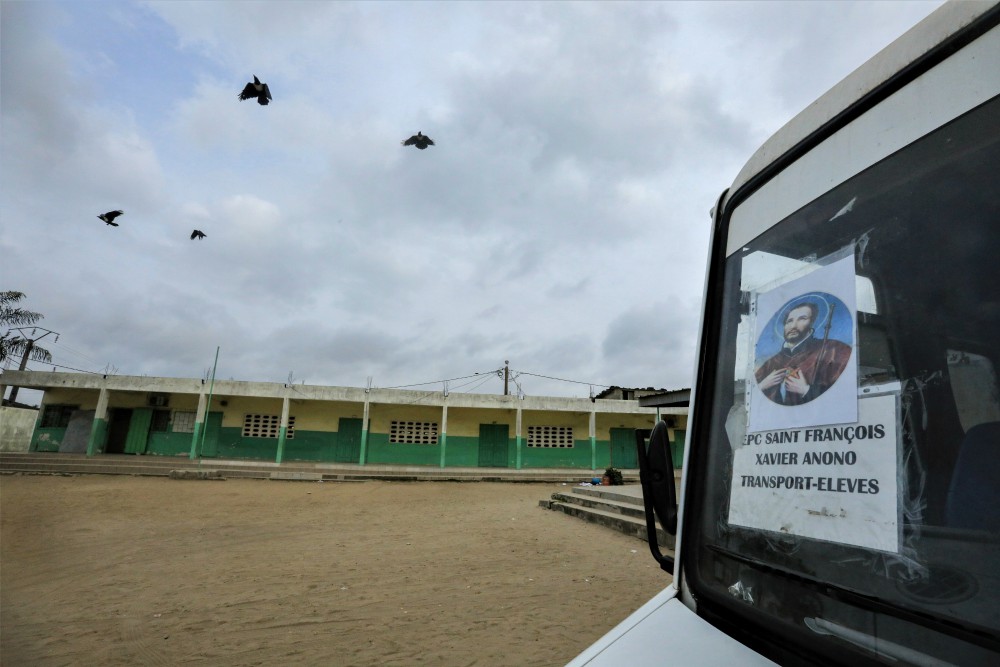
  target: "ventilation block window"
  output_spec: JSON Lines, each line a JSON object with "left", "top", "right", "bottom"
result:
{"left": 389, "top": 420, "right": 439, "bottom": 444}
{"left": 171, "top": 411, "right": 196, "bottom": 433}
{"left": 242, "top": 414, "right": 295, "bottom": 439}
{"left": 527, "top": 426, "right": 575, "bottom": 448}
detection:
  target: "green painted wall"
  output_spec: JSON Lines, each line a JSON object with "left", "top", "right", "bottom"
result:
{"left": 365, "top": 433, "right": 441, "bottom": 466}
{"left": 146, "top": 413, "right": 221, "bottom": 457}
{"left": 281, "top": 430, "right": 337, "bottom": 462}
{"left": 215, "top": 427, "right": 277, "bottom": 459}
{"left": 147, "top": 432, "right": 190, "bottom": 456}
{"left": 161, "top": 429, "right": 628, "bottom": 469}
{"left": 440, "top": 435, "right": 480, "bottom": 467}
{"left": 201, "top": 428, "right": 342, "bottom": 462}
{"left": 32, "top": 427, "right": 65, "bottom": 452}
{"left": 521, "top": 438, "right": 598, "bottom": 468}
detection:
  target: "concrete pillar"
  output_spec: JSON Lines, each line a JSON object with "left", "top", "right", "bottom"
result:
{"left": 589, "top": 410, "right": 597, "bottom": 470}
{"left": 189, "top": 391, "right": 207, "bottom": 460}
{"left": 439, "top": 403, "right": 448, "bottom": 468}
{"left": 359, "top": 395, "right": 370, "bottom": 465}
{"left": 86, "top": 387, "right": 110, "bottom": 457}
{"left": 515, "top": 407, "right": 523, "bottom": 470}
{"left": 276, "top": 395, "right": 290, "bottom": 464}
{"left": 27, "top": 390, "right": 47, "bottom": 452}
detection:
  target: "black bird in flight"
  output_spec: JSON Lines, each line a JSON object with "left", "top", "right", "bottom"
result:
{"left": 98, "top": 210, "right": 124, "bottom": 226}
{"left": 190, "top": 230, "right": 207, "bottom": 240}
{"left": 239, "top": 75, "right": 272, "bottom": 105}
{"left": 402, "top": 131, "right": 434, "bottom": 150}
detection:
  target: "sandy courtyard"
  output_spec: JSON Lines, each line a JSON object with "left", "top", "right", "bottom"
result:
{"left": 1, "top": 474, "right": 670, "bottom": 666}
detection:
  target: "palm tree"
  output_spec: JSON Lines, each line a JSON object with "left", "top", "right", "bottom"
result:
{"left": 2, "top": 291, "right": 54, "bottom": 405}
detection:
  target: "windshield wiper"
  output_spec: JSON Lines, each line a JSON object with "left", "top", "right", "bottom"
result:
{"left": 805, "top": 617, "right": 958, "bottom": 666}
{"left": 706, "top": 544, "right": 1000, "bottom": 653}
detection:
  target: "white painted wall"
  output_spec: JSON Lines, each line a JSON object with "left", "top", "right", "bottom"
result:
{"left": 0, "top": 406, "right": 38, "bottom": 452}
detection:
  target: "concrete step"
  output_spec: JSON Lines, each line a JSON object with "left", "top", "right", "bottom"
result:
{"left": 539, "top": 483, "right": 676, "bottom": 550}
{"left": 549, "top": 491, "right": 646, "bottom": 521}
{"left": 570, "top": 485, "right": 646, "bottom": 506}
{"left": 541, "top": 499, "right": 675, "bottom": 550}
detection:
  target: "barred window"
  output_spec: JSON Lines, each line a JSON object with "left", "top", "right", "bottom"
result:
{"left": 40, "top": 405, "right": 76, "bottom": 428}
{"left": 389, "top": 420, "right": 438, "bottom": 444}
{"left": 171, "top": 411, "right": 196, "bottom": 433}
{"left": 242, "top": 414, "right": 296, "bottom": 439}
{"left": 150, "top": 410, "right": 171, "bottom": 432}
{"left": 527, "top": 425, "right": 575, "bottom": 448}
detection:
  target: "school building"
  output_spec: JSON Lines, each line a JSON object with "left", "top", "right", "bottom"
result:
{"left": 0, "top": 371, "right": 687, "bottom": 470}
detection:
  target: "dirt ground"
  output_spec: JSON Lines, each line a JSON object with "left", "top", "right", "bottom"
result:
{"left": 1, "top": 474, "right": 670, "bottom": 666}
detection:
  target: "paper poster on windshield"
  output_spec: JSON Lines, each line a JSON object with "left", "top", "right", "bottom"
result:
{"left": 747, "top": 253, "right": 858, "bottom": 433}
{"left": 729, "top": 393, "right": 899, "bottom": 552}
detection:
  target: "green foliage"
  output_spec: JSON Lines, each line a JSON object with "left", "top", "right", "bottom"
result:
{"left": 1, "top": 291, "right": 52, "bottom": 364}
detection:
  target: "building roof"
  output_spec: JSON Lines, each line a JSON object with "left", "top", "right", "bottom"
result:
{"left": 637, "top": 389, "right": 690, "bottom": 408}
{"left": 593, "top": 386, "right": 666, "bottom": 400}
{"left": 2, "top": 370, "right": 689, "bottom": 415}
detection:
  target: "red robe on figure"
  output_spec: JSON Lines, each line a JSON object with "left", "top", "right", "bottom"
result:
{"left": 754, "top": 335, "right": 852, "bottom": 405}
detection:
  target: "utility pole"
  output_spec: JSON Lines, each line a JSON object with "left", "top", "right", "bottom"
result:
{"left": 6, "top": 327, "right": 57, "bottom": 405}
{"left": 504, "top": 360, "right": 509, "bottom": 396}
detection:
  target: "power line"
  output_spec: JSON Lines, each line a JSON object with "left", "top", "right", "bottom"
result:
{"left": 445, "top": 374, "right": 489, "bottom": 391}
{"left": 377, "top": 368, "right": 504, "bottom": 390}
{"left": 457, "top": 373, "right": 498, "bottom": 394}
{"left": 46, "top": 339, "right": 104, "bottom": 367}
{"left": 14, "top": 361, "right": 101, "bottom": 374}
{"left": 514, "top": 370, "right": 613, "bottom": 389}
{"left": 389, "top": 372, "right": 503, "bottom": 405}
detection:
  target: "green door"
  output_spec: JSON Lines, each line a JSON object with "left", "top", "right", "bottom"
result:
{"left": 124, "top": 408, "right": 153, "bottom": 454}
{"left": 478, "top": 424, "right": 509, "bottom": 468}
{"left": 610, "top": 428, "right": 638, "bottom": 469}
{"left": 335, "top": 418, "right": 363, "bottom": 462}
{"left": 670, "top": 430, "right": 685, "bottom": 470}
{"left": 200, "top": 412, "right": 223, "bottom": 457}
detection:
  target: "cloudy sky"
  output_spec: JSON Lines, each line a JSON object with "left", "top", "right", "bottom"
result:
{"left": 1, "top": 1, "right": 943, "bottom": 401}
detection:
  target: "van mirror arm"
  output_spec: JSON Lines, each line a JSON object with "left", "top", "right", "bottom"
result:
{"left": 636, "top": 421, "right": 678, "bottom": 573}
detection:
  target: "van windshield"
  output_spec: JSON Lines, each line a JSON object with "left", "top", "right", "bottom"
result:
{"left": 687, "top": 96, "right": 1000, "bottom": 665}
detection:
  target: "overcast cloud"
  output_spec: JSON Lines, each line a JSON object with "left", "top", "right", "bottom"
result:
{"left": 1, "top": 1, "right": 943, "bottom": 401}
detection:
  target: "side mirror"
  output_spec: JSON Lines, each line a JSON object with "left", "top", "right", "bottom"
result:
{"left": 636, "top": 420, "right": 678, "bottom": 573}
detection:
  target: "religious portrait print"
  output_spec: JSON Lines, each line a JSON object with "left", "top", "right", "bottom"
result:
{"left": 746, "top": 253, "right": 858, "bottom": 433}
{"left": 754, "top": 292, "right": 853, "bottom": 406}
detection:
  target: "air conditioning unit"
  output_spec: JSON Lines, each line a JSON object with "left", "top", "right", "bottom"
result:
{"left": 148, "top": 393, "right": 169, "bottom": 407}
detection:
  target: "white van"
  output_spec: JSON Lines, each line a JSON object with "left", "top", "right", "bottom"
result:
{"left": 570, "top": 2, "right": 1000, "bottom": 665}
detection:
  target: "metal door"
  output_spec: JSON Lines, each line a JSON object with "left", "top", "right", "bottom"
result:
{"left": 200, "top": 412, "right": 223, "bottom": 457}
{"left": 124, "top": 408, "right": 153, "bottom": 454}
{"left": 478, "top": 424, "right": 509, "bottom": 468}
{"left": 610, "top": 428, "right": 638, "bottom": 468}
{"left": 335, "top": 418, "right": 363, "bottom": 462}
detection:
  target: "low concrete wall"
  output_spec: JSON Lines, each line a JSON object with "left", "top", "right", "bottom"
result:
{"left": 0, "top": 407, "right": 38, "bottom": 452}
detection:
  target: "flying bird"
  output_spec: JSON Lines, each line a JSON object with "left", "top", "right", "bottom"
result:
{"left": 190, "top": 230, "right": 207, "bottom": 240}
{"left": 239, "top": 75, "right": 272, "bottom": 105}
{"left": 98, "top": 210, "right": 124, "bottom": 226}
{"left": 402, "top": 131, "right": 434, "bottom": 150}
